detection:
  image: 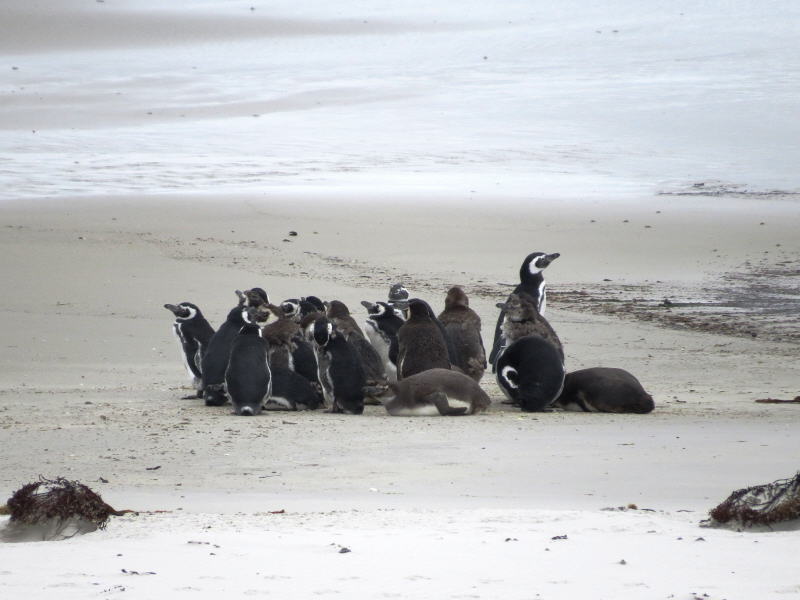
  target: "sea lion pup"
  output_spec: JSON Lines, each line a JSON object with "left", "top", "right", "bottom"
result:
{"left": 362, "top": 300, "right": 404, "bottom": 382}
{"left": 201, "top": 291, "right": 247, "bottom": 406}
{"left": 225, "top": 308, "right": 271, "bottom": 416}
{"left": 438, "top": 287, "right": 486, "bottom": 382}
{"left": 489, "top": 251, "right": 560, "bottom": 371}
{"left": 554, "top": 367, "right": 654, "bottom": 413}
{"left": 312, "top": 317, "right": 366, "bottom": 414}
{"left": 495, "top": 335, "right": 565, "bottom": 412}
{"left": 397, "top": 299, "right": 451, "bottom": 379}
{"left": 326, "top": 300, "right": 389, "bottom": 402}
{"left": 383, "top": 369, "right": 491, "bottom": 416}
{"left": 164, "top": 301, "right": 215, "bottom": 398}
{"left": 495, "top": 292, "right": 564, "bottom": 363}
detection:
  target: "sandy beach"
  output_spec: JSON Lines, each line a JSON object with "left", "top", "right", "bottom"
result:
{"left": 2, "top": 1, "right": 799, "bottom": 598}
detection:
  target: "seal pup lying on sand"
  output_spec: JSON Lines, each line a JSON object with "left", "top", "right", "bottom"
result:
{"left": 554, "top": 367, "right": 654, "bottom": 413}
{"left": 383, "top": 368, "right": 491, "bottom": 416}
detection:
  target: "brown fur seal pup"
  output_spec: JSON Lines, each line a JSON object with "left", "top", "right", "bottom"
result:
{"left": 438, "top": 287, "right": 486, "bottom": 382}
{"left": 397, "top": 299, "right": 451, "bottom": 379}
{"left": 553, "top": 367, "right": 654, "bottom": 413}
{"left": 495, "top": 293, "right": 564, "bottom": 363}
{"left": 384, "top": 368, "right": 491, "bottom": 416}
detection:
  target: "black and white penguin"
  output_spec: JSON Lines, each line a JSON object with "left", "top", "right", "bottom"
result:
{"left": 489, "top": 252, "right": 560, "bottom": 371}
{"left": 361, "top": 301, "right": 404, "bottom": 382}
{"left": 302, "top": 296, "right": 326, "bottom": 313}
{"left": 164, "top": 302, "right": 215, "bottom": 398}
{"left": 267, "top": 367, "right": 322, "bottom": 411}
{"left": 495, "top": 335, "right": 565, "bottom": 412}
{"left": 225, "top": 309, "right": 271, "bottom": 416}
{"left": 388, "top": 283, "right": 410, "bottom": 315}
{"left": 312, "top": 317, "right": 366, "bottom": 414}
{"left": 437, "top": 287, "right": 486, "bottom": 382}
{"left": 280, "top": 297, "right": 323, "bottom": 323}
{"left": 554, "top": 367, "right": 654, "bottom": 413}
{"left": 237, "top": 287, "right": 269, "bottom": 308}
{"left": 494, "top": 292, "right": 564, "bottom": 364}
{"left": 397, "top": 299, "right": 451, "bottom": 380}
{"left": 200, "top": 293, "right": 247, "bottom": 407}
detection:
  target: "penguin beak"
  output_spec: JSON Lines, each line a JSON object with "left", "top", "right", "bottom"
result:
{"left": 540, "top": 253, "right": 560, "bottom": 268}
{"left": 164, "top": 303, "right": 189, "bottom": 318}
{"left": 235, "top": 290, "right": 245, "bottom": 303}
{"left": 361, "top": 300, "right": 376, "bottom": 311}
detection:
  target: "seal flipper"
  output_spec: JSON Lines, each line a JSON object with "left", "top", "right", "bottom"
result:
{"left": 424, "top": 391, "right": 469, "bottom": 416}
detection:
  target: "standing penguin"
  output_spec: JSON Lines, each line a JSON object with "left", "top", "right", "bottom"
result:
{"left": 164, "top": 302, "right": 215, "bottom": 398}
{"left": 200, "top": 293, "right": 246, "bottom": 407}
{"left": 437, "top": 287, "right": 486, "bottom": 382}
{"left": 388, "top": 283, "right": 410, "bottom": 316}
{"left": 361, "top": 300, "right": 404, "bottom": 382}
{"left": 489, "top": 252, "right": 560, "bottom": 370}
{"left": 225, "top": 309, "right": 271, "bottom": 416}
{"left": 396, "top": 299, "right": 451, "bottom": 380}
{"left": 238, "top": 287, "right": 269, "bottom": 308}
{"left": 495, "top": 292, "right": 564, "bottom": 363}
{"left": 495, "top": 335, "right": 565, "bottom": 412}
{"left": 312, "top": 317, "right": 366, "bottom": 414}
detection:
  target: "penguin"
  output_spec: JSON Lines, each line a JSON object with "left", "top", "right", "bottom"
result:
{"left": 267, "top": 366, "right": 322, "bottom": 411}
{"left": 163, "top": 302, "right": 215, "bottom": 398}
{"left": 326, "top": 300, "right": 388, "bottom": 397}
{"left": 200, "top": 292, "right": 247, "bottom": 407}
{"left": 495, "top": 335, "right": 565, "bottom": 412}
{"left": 225, "top": 308, "right": 271, "bottom": 416}
{"left": 383, "top": 369, "right": 491, "bottom": 416}
{"left": 388, "top": 283, "right": 410, "bottom": 315}
{"left": 237, "top": 287, "right": 269, "bottom": 308}
{"left": 417, "top": 298, "right": 460, "bottom": 368}
{"left": 281, "top": 297, "right": 322, "bottom": 323}
{"left": 554, "top": 367, "right": 654, "bottom": 413}
{"left": 489, "top": 252, "right": 560, "bottom": 371}
{"left": 437, "top": 287, "right": 486, "bottom": 382}
{"left": 312, "top": 317, "right": 366, "bottom": 414}
{"left": 396, "top": 299, "right": 451, "bottom": 379}
{"left": 302, "top": 295, "right": 326, "bottom": 313}
{"left": 361, "top": 300, "right": 404, "bottom": 382}
{"left": 494, "top": 292, "right": 564, "bottom": 364}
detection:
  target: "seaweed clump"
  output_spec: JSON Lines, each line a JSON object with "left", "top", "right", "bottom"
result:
{"left": 708, "top": 472, "right": 800, "bottom": 528}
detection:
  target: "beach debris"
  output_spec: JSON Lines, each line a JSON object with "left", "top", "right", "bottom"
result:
{"left": 338, "top": 547, "right": 352, "bottom": 554}
{"left": 618, "top": 559, "right": 627, "bottom": 565}
{"left": 289, "top": 231, "right": 298, "bottom": 236}
{"left": 704, "top": 471, "right": 800, "bottom": 528}
{"left": 551, "top": 534, "right": 568, "bottom": 540}
{"left": 0, "top": 477, "right": 134, "bottom": 542}
{"left": 755, "top": 396, "right": 800, "bottom": 404}
{"left": 121, "top": 568, "right": 157, "bottom": 576}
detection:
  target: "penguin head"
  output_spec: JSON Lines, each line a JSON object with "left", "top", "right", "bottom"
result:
{"left": 388, "top": 283, "right": 410, "bottom": 312}
{"left": 247, "top": 304, "right": 282, "bottom": 328}
{"left": 301, "top": 296, "right": 325, "bottom": 312}
{"left": 326, "top": 300, "right": 351, "bottom": 319}
{"left": 238, "top": 287, "right": 269, "bottom": 308}
{"left": 520, "top": 252, "right": 560, "bottom": 280}
{"left": 313, "top": 317, "right": 336, "bottom": 347}
{"left": 281, "top": 299, "right": 301, "bottom": 319}
{"left": 444, "top": 286, "right": 469, "bottom": 310}
{"left": 407, "top": 298, "right": 433, "bottom": 320}
{"left": 164, "top": 302, "right": 199, "bottom": 321}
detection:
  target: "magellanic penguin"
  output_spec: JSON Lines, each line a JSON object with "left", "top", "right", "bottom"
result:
{"left": 384, "top": 368, "right": 491, "bottom": 416}
{"left": 312, "top": 317, "right": 366, "bottom": 414}
{"left": 237, "top": 287, "right": 269, "bottom": 308}
{"left": 495, "top": 292, "right": 564, "bottom": 364}
{"left": 437, "top": 287, "right": 486, "bottom": 382}
{"left": 361, "top": 300, "right": 404, "bottom": 382}
{"left": 200, "top": 292, "right": 247, "bottom": 406}
{"left": 164, "top": 302, "right": 215, "bottom": 398}
{"left": 388, "top": 283, "right": 410, "bottom": 316}
{"left": 281, "top": 297, "right": 323, "bottom": 323}
{"left": 225, "top": 308, "right": 271, "bottom": 416}
{"left": 267, "top": 367, "right": 323, "bottom": 411}
{"left": 495, "top": 335, "right": 565, "bottom": 412}
{"left": 326, "top": 300, "right": 388, "bottom": 399}
{"left": 397, "top": 299, "right": 451, "bottom": 380}
{"left": 489, "top": 252, "right": 560, "bottom": 371}
{"left": 554, "top": 367, "right": 654, "bottom": 414}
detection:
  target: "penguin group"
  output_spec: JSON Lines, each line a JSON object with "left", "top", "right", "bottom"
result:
{"left": 164, "top": 251, "right": 653, "bottom": 416}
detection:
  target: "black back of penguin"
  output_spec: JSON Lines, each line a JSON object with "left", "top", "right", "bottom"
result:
{"left": 397, "top": 299, "right": 451, "bottom": 379}
{"left": 225, "top": 320, "right": 271, "bottom": 416}
{"left": 201, "top": 303, "right": 246, "bottom": 406}
{"left": 164, "top": 302, "right": 215, "bottom": 393}
{"left": 489, "top": 252, "right": 559, "bottom": 370}
{"left": 269, "top": 366, "right": 322, "bottom": 410}
{"left": 495, "top": 335, "right": 565, "bottom": 412}
{"left": 313, "top": 317, "right": 366, "bottom": 414}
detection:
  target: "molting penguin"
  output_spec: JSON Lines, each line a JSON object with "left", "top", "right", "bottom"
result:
{"left": 267, "top": 367, "right": 322, "bottom": 411}
{"left": 281, "top": 297, "right": 323, "bottom": 323}
{"left": 237, "top": 287, "right": 269, "bottom": 308}
{"left": 495, "top": 335, "right": 565, "bottom": 412}
{"left": 397, "top": 299, "right": 451, "bottom": 380}
{"left": 164, "top": 302, "right": 215, "bottom": 398}
{"left": 312, "top": 317, "right": 366, "bottom": 414}
{"left": 200, "top": 292, "right": 246, "bottom": 406}
{"left": 489, "top": 252, "right": 560, "bottom": 371}
{"left": 437, "top": 287, "right": 486, "bottom": 382}
{"left": 361, "top": 301, "right": 404, "bottom": 382}
{"left": 384, "top": 368, "right": 491, "bottom": 416}
{"left": 554, "top": 367, "right": 654, "bottom": 413}
{"left": 495, "top": 292, "right": 564, "bottom": 364}
{"left": 225, "top": 308, "right": 271, "bottom": 416}
{"left": 327, "top": 300, "right": 388, "bottom": 397}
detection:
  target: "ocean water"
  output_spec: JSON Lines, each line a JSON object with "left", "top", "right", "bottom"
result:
{"left": 1, "top": 0, "right": 798, "bottom": 201}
